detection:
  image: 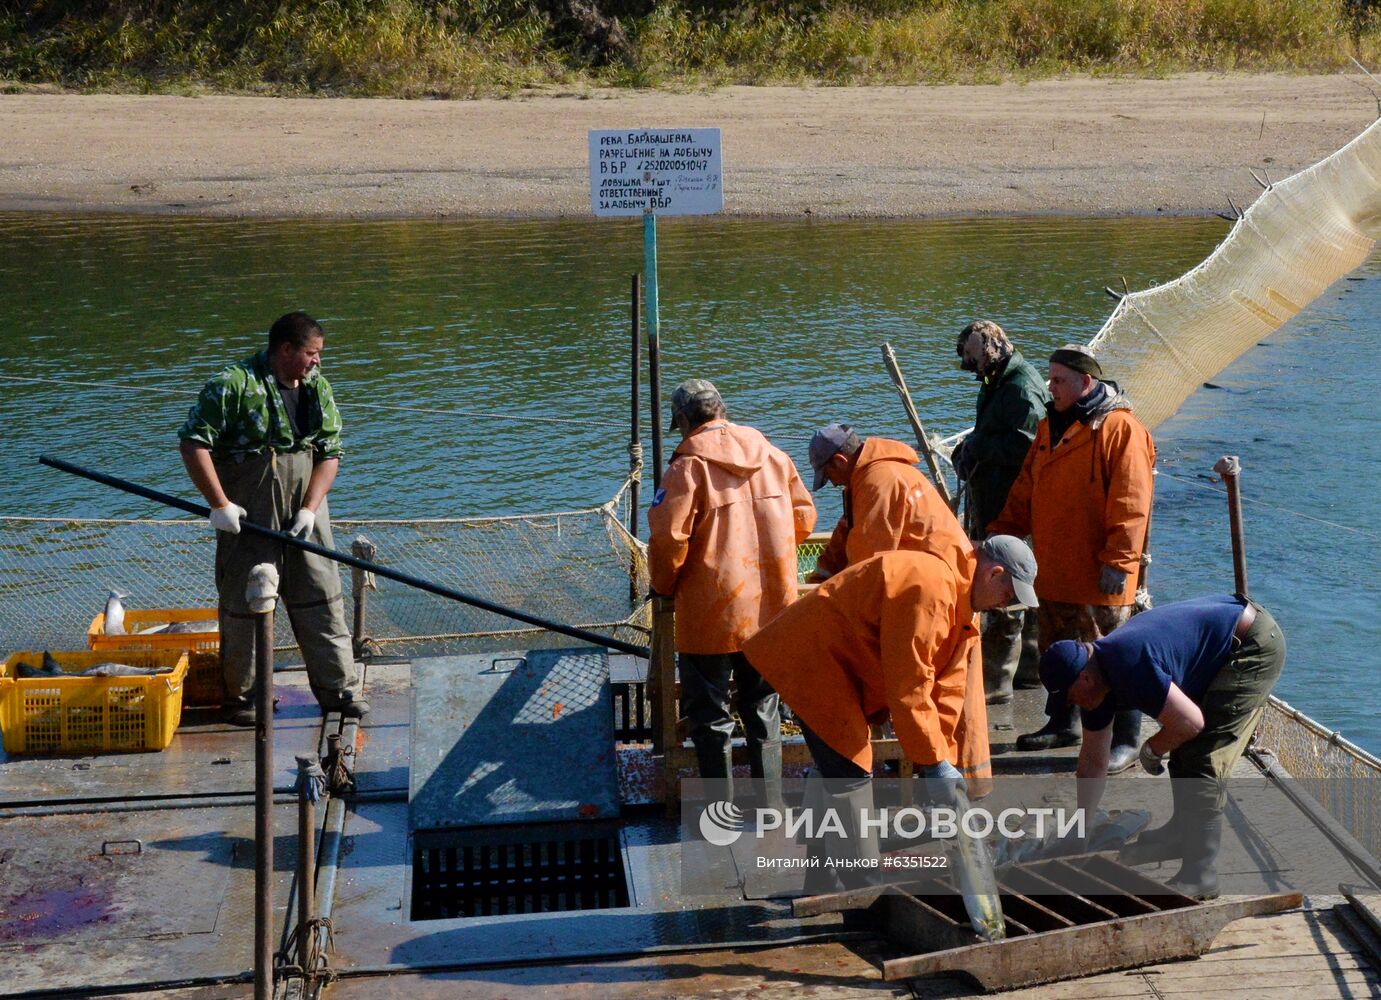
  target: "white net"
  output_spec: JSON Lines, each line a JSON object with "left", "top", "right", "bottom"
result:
{"left": 0, "top": 482, "right": 650, "bottom": 662}
{"left": 1089, "top": 114, "right": 1381, "bottom": 431}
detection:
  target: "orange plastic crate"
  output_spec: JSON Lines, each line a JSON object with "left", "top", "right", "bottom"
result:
{"left": 0, "top": 649, "right": 189, "bottom": 754}
{"left": 88, "top": 608, "right": 223, "bottom": 707}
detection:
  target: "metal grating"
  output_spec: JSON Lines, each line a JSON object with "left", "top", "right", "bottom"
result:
{"left": 612, "top": 681, "right": 652, "bottom": 742}
{"left": 411, "top": 821, "right": 630, "bottom": 921}
{"left": 794, "top": 852, "right": 1301, "bottom": 991}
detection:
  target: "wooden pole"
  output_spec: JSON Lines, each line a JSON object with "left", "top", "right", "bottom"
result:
{"left": 649, "top": 594, "right": 680, "bottom": 811}
{"left": 881, "top": 342, "right": 955, "bottom": 509}
{"left": 1213, "top": 455, "right": 1248, "bottom": 597}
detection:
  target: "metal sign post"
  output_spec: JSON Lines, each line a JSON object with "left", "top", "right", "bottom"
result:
{"left": 589, "top": 127, "right": 724, "bottom": 490}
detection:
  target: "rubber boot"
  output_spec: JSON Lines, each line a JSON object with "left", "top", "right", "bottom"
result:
{"left": 749, "top": 740, "right": 784, "bottom": 813}
{"left": 820, "top": 778, "right": 883, "bottom": 891}
{"left": 1013, "top": 611, "right": 1042, "bottom": 689}
{"left": 1106, "top": 709, "right": 1143, "bottom": 774}
{"left": 981, "top": 610, "right": 1021, "bottom": 705}
{"left": 1119, "top": 819, "right": 1184, "bottom": 865}
{"left": 800, "top": 770, "right": 843, "bottom": 896}
{"left": 695, "top": 743, "right": 735, "bottom": 805}
{"left": 1016, "top": 695, "right": 1082, "bottom": 751}
{"left": 1166, "top": 813, "right": 1222, "bottom": 901}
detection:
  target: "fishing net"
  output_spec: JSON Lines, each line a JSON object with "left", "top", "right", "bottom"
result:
{"left": 1255, "top": 695, "right": 1381, "bottom": 863}
{"left": 0, "top": 480, "right": 650, "bottom": 663}
{"left": 1089, "top": 114, "right": 1381, "bottom": 431}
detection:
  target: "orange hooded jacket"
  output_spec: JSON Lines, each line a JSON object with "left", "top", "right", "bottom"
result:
{"left": 814, "top": 437, "right": 972, "bottom": 578}
{"left": 742, "top": 549, "right": 988, "bottom": 791}
{"left": 648, "top": 421, "right": 816, "bottom": 654}
{"left": 987, "top": 398, "right": 1154, "bottom": 607}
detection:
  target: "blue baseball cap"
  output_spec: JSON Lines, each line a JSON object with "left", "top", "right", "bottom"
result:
{"left": 1039, "top": 640, "right": 1088, "bottom": 716}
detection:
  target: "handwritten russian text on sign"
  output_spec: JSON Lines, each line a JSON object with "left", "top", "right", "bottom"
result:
{"left": 589, "top": 128, "right": 723, "bottom": 217}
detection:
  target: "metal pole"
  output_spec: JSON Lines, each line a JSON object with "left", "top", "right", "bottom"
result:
{"left": 644, "top": 212, "right": 665, "bottom": 490}
{"left": 1213, "top": 455, "right": 1248, "bottom": 597}
{"left": 880, "top": 343, "right": 955, "bottom": 509}
{"left": 630, "top": 274, "right": 643, "bottom": 534}
{"left": 293, "top": 754, "right": 325, "bottom": 975}
{"left": 349, "top": 535, "right": 376, "bottom": 661}
{"left": 37, "top": 455, "right": 650, "bottom": 659}
{"left": 248, "top": 564, "right": 279, "bottom": 1000}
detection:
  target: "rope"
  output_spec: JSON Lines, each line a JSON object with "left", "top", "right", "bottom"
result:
{"left": 1162, "top": 471, "right": 1381, "bottom": 540}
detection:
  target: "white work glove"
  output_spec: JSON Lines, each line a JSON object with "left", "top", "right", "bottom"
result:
{"left": 1098, "top": 564, "right": 1128, "bottom": 595}
{"left": 919, "top": 760, "right": 968, "bottom": 809}
{"left": 209, "top": 503, "right": 247, "bottom": 535}
{"left": 287, "top": 508, "right": 316, "bottom": 540}
{"left": 1138, "top": 740, "right": 1167, "bottom": 776}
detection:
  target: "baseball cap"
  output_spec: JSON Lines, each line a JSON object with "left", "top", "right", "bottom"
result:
{"left": 668, "top": 379, "right": 723, "bottom": 430}
{"left": 978, "top": 534, "right": 1039, "bottom": 609}
{"left": 807, "top": 423, "right": 861, "bottom": 491}
{"left": 1039, "top": 640, "right": 1089, "bottom": 716}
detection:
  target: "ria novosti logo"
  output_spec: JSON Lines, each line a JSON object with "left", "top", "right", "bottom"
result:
{"left": 698, "top": 801, "right": 745, "bottom": 846}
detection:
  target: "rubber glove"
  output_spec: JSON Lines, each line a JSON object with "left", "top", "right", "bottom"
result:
{"left": 287, "top": 508, "right": 316, "bottom": 539}
{"left": 919, "top": 759, "right": 967, "bottom": 809}
{"left": 1098, "top": 564, "right": 1128, "bottom": 595}
{"left": 1138, "top": 740, "right": 1167, "bottom": 776}
{"left": 209, "top": 503, "right": 247, "bottom": 534}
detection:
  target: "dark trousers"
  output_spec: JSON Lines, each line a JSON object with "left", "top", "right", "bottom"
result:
{"left": 678, "top": 651, "right": 781, "bottom": 781}
{"left": 1170, "top": 601, "right": 1286, "bottom": 818}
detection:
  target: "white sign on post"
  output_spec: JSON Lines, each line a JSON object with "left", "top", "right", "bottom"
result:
{"left": 589, "top": 128, "right": 723, "bottom": 217}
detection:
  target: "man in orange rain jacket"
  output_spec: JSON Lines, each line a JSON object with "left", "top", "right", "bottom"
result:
{"left": 803, "top": 422, "right": 989, "bottom": 794}
{"left": 648, "top": 379, "right": 816, "bottom": 803}
{"left": 987, "top": 344, "right": 1156, "bottom": 773}
{"left": 743, "top": 536, "right": 1037, "bottom": 890}
{"left": 805, "top": 424, "right": 970, "bottom": 579}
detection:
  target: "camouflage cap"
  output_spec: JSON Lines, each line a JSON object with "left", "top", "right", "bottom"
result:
{"left": 1049, "top": 344, "right": 1103, "bottom": 379}
{"left": 668, "top": 378, "right": 724, "bottom": 430}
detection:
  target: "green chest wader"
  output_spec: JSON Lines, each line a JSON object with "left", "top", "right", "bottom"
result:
{"left": 214, "top": 448, "right": 357, "bottom": 706}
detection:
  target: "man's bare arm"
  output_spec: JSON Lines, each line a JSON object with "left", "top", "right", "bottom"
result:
{"left": 179, "top": 440, "right": 230, "bottom": 509}
{"left": 302, "top": 457, "right": 339, "bottom": 513}
{"left": 1148, "top": 683, "right": 1205, "bottom": 756}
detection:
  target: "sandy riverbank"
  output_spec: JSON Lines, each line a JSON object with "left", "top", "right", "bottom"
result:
{"left": 0, "top": 74, "right": 1374, "bottom": 219}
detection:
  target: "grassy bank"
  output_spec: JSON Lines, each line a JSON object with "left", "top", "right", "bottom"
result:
{"left": 3, "top": 1, "right": 1380, "bottom": 96}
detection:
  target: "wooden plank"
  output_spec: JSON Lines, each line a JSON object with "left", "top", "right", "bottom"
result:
{"left": 882, "top": 892, "right": 1301, "bottom": 989}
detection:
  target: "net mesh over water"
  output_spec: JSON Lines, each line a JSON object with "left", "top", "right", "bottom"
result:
{"left": 1090, "top": 114, "right": 1381, "bottom": 431}
{"left": 1255, "top": 695, "right": 1381, "bottom": 863}
{"left": 0, "top": 481, "right": 650, "bottom": 662}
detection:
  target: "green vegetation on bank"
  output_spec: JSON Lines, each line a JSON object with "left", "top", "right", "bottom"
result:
{"left": 3, "top": 1, "right": 1380, "bottom": 95}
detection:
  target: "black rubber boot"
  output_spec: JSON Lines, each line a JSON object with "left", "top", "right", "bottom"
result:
{"left": 696, "top": 744, "right": 735, "bottom": 804}
{"left": 1016, "top": 697, "right": 1082, "bottom": 751}
{"left": 1119, "top": 820, "right": 1183, "bottom": 865}
{"left": 1013, "top": 611, "right": 1043, "bottom": 689}
{"left": 1106, "top": 709, "right": 1143, "bottom": 774}
{"left": 1166, "top": 813, "right": 1222, "bottom": 901}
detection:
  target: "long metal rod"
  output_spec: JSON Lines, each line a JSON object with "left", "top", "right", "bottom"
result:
{"left": 254, "top": 606, "right": 275, "bottom": 1000}
{"left": 296, "top": 792, "right": 316, "bottom": 971}
{"left": 644, "top": 214, "right": 665, "bottom": 490}
{"left": 880, "top": 343, "right": 955, "bottom": 509}
{"left": 1214, "top": 455, "right": 1248, "bottom": 596}
{"left": 37, "top": 455, "right": 649, "bottom": 658}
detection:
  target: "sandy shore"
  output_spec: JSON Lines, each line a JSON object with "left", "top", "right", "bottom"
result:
{"left": 0, "top": 74, "right": 1374, "bottom": 219}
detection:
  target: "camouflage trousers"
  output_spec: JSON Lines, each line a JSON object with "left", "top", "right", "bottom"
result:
{"left": 1035, "top": 601, "right": 1133, "bottom": 651}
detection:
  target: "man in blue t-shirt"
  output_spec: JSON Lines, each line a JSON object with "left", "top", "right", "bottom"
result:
{"left": 1038, "top": 594, "right": 1286, "bottom": 899}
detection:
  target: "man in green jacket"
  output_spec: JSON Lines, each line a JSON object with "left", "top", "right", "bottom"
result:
{"left": 950, "top": 320, "right": 1049, "bottom": 704}
{"left": 178, "top": 311, "right": 367, "bottom": 725}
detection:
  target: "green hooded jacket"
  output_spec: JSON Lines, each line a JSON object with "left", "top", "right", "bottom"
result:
{"left": 966, "top": 349, "right": 1049, "bottom": 534}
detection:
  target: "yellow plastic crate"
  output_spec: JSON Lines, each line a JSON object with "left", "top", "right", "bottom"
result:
{"left": 88, "top": 608, "right": 223, "bottom": 707}
{"left": 0, "top": 649, "right": 189, "bottom": 754}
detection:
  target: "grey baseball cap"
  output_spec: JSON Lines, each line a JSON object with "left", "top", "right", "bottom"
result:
{"left": 668, "top": 379, "right": 723, "bottom": 430}
{"left": 979, "top": 534, "right": 1039, "bottom": 608}
{"left": 808, "top": 423, "right": 861, "bottom": 491}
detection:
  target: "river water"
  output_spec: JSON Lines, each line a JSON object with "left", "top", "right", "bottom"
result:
{"left": 1, "top": 213, "right": 1376, "bottom": 750}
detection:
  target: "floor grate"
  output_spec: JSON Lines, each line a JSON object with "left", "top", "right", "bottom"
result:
{"left": 411, "top": 820, "right": 630, "bottom": 920}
